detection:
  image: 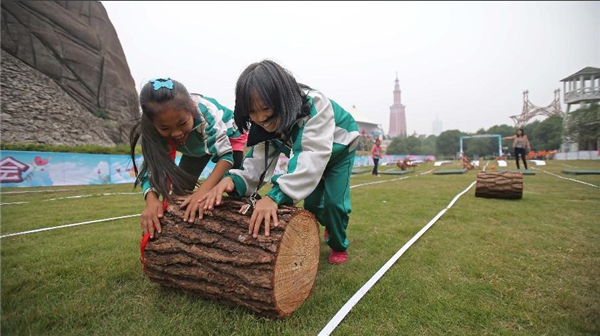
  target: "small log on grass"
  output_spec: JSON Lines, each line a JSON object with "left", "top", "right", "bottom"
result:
{"left": 141, "top": 197, "right": 320, "bottom": 318}
{"left": 475, "top": 171, "right": 523, "bottom": 199}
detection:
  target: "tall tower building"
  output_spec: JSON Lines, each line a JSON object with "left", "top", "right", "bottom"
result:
{"left": 432, "top": 116, "right": 442, "bottom": 136}
{"left": 388, "top": 73, "right": 407, "bottom": 138}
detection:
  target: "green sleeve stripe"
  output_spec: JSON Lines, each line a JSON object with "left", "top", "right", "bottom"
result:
{"left": 197, "top": 100, "right": 235, "bottom": 163}
{"left": 201, "top": 95, "right": 241, "bottom": 138}
{"left": 266, "top": 174, "right": 292, "bottom": 205}
{"left": 225, "top": 172, "right": 247, "bottom": 198}
{"left": 266, "top": 187, "right": 293, "bottom": 205}
{"left": 140, "top": 173, "right": 151, "bottom": 194}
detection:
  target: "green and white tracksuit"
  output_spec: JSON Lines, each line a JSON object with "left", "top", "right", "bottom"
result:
{"left": 227, "top": 89, "right": 360, "bottom": 251}
{"left": 140, "top": 94, "right": 241, "bottom": 198}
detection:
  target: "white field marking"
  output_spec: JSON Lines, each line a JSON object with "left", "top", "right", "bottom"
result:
{"left": 0, "top": 214, "right": 140, "bottom": 239}
{"left": 350, "top": 176, "right": 411, "bottom": 189}
{"left": 483, "top": 161, "right": 490, "bottom": 171}
{"left": 533, "top": 168, "right": 599, "bottom": 189}
{"left": 318, "top": 180, "right": 477, "bottom": 336}
{"left": 0, "top": 189, "right": 71, "bottom": 194}
{"left": 43, "top": 192, "right": 138, "bottom": 202}
{"left": 350, "top": 169, "right": 432, "bottom": 189}
{"left": 559, "top": 163, "right": 580, "bottom": 168}
{"left": 0, "top": 192, "right": 139, "bottom": 205}
{"left": 419, "top": 169, "right": 434, "bottom": 175}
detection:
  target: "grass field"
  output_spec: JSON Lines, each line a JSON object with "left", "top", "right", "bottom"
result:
{"left": 1, "top": 160, "right": 599, "bottom": 335}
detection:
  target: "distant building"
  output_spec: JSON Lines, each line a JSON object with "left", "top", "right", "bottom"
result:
{"left": 388, "top": 73, "right": 407, "bottom": 138}
{"left": 348, "top": 105, "right": 384, "bottom": 140}
{"left": 560, "top": 66, "right": 600, "bottom": 153}
{"left": 432, "top": 116, "right": 442, "bottom": 136}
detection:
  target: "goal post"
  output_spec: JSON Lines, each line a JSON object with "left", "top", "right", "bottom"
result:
{"left": 459, "top": 134, "right": 503, "bottom": 156}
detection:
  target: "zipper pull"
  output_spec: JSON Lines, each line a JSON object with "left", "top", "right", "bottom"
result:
{"left": 239, "top": 193, "right": 257, "bottom": 215}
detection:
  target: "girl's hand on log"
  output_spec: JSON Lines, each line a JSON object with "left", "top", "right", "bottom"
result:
{"left": 141, "top": 191, "right": 163, "bottom": 239}
{"left": 181, "top": 189, "right": 209, "bottom": 222}
{"left": 203, "top": 177, "right": 235, "bottom": 211}
{"left": 249, "top": 196, "right": 279, "bottom": 238}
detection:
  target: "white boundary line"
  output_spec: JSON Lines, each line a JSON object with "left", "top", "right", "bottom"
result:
{"left": 318, "top": 180, "right": 477, "bottom": 336}
{"left": 483, "top": 161, "right": 490, "bottom": 170}
{"left": 43, "top": 192, "right": 139, "bottom": 202}
{"left": 350, "top": 169, "right": 433, "bottom": 189}
{"left": 0, "top": 214, "right": 140, "bottom": 239}
{"left": 0, "top": 192, "right": 139, "bottom": 205}
{"left": 0, "top": 189, "right": 71, "bottom": 194}
{"left": 559, "top": 163, "right": 580, "bottom": 168}
{"left": 350, "top": 176, "right": 411, "bottom": 189}
{"left": 534, "top": 168, "right": 599, "bottom": 189}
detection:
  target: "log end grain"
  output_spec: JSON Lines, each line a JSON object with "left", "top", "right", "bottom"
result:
{"left": 272, "top": 210, "right": 320, "bottom": 317}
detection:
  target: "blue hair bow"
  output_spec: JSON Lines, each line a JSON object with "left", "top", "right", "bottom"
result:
{"left": 150, "top": 78, "right": 174, "bottom": 91}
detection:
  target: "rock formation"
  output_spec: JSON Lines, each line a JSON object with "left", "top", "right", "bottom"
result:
{"left": 1, "top": 1, "right": 139, "bottom": 146}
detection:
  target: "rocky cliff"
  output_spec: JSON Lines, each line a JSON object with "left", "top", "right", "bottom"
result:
{"left": 1, "top": 1, "right": 139, "bottom": 146}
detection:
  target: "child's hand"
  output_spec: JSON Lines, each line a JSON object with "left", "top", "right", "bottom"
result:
{"left": 141, "top": 191, "right": 162, "bottom": 239}
{"left": 203, "top": 177, "right": 235, "bottom": 211}
{"left": 180, "top": 188, "right": 209, "bottom": 222}
{"left": 249, "top": 196, "right": 279, "bottom": 238}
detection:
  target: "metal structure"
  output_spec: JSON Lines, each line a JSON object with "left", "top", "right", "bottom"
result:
{"left": 460, "top": 134, "right": 503, "bottom": 156}
{"left": 510, "top": 90, "right": 563, "bottom": 127}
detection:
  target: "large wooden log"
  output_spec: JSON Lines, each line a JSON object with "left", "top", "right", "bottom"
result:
{"left": 475, "top": 171, "right": 523, "bottom": 199}
{"left": 142, "top": 197, "right": 320, "bottom": 318}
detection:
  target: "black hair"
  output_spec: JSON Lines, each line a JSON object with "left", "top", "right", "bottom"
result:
{"left": 516, "top": 128, "right": 525, "bottom": 137}
{"left": 129, "top": 79, "right": 200, "bottom": 201}
{"left": 234, "top": 60, "right": 311, "bottom": 134}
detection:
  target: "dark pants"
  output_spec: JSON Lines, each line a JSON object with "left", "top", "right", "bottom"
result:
{"left": 178, "top": 151, "right": 244, "bottom": 190}
{"left": 232, "top": 150, "right": 244, "bottom": 169}
{"left": 514, "top": 148, "right": 527, "bottom": 170}
{"left": 372, "top": 158, "right": 379, "bottom": 175}
{"left": 178, "top": 155, "right": 211, "bottom": 190}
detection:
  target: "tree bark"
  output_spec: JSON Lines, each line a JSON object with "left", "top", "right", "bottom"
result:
{"left": 141, "top": 197, "right": 320, "bottom": 318}
{"left": 475, "top": 171, "right": 523, "bottom": 199}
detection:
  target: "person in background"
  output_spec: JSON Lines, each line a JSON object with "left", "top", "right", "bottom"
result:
{"left": 371, "top": 138, "right": 383, "bottom": 176}
{"left": 503, "top": 128, "right": 531, "bottom": 170}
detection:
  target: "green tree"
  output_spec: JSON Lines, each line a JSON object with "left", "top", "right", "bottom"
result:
{"left": 530, "top": 115, "right": 563, "bottom": 150}
{"left": 405, "top": 136, "right": 422, "bottom": 154}
{"left": 487, "top": 124, "right": 517, "bottom": 138}
{"left": 420, "top": 135, "right": 437, "bottom": 155}
{"left": 464, "top": 137, "right": 497, "bottom": 158}
{"left": 385, "top": 137, "right": 407, "bottom": 155}
{"left": 436, "top": 130, "right": 464, "bottom": 157}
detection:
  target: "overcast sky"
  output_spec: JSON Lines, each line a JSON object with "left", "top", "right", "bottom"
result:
{"left": 102, "top": 1, "right": 599, "bottom": 136}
